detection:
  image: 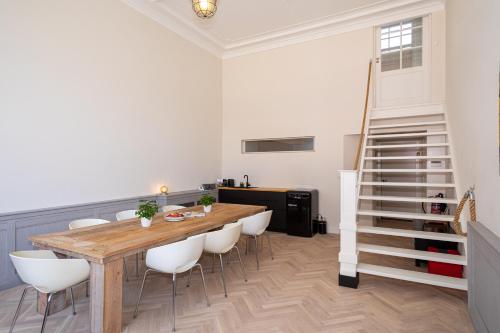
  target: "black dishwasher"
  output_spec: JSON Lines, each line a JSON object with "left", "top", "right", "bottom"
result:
{"left": 286, "top": 190, "right": 318, "bottom": 237}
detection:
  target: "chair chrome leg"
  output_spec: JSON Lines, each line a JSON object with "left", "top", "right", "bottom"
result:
{"left": 196, "top": 263, "right": 210, "bottom": 307}
{"left": 135, "top": 253, "right": 139, "bottom": 277}
{"left": 40, "top": 293, "right": 52, "bottom": 333}
{"left": 235, "top": 246, "right": 248, "bottom": 282}
{"left": 133, "top": 269, "right": 152, "bottom": 318}
{"left": 226, "top": 247, "right": 233, "bottom": 265}
{"left": 172, "top": 273, "right": 177, "bottom": 332}
{"left": 9, "top": 286, "right": 29, "bottom": 333}
{"left": 233, "top": 245, "right": 247, "bottom": 282}
{"left": 186, "top": 267, "right": 193, "bottom": 287}
{"left": 211, "top": 253, "right": 216, "bottom": 273}
{"left": 69, "top": 287, "right": 76, "bottom": 315}
{"left": 123, "top": 258, "right": 129, "bottom": 282}
{"left": 219, "top": 254, "right": 228, "bottom": 297}
{"left": 254, "top": 235, "right": 260, "bottom": 270}
{"left": 266, "top": 232, "right": 274, "bottom": 260}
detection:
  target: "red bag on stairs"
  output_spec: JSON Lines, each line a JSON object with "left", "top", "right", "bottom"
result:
{"left": 427, "top": 246, "right": 463, "bottom": 278}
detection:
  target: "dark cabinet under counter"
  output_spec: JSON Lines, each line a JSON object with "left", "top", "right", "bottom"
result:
{"left": 218, "top": 188, "right": 288, "bottom": 232}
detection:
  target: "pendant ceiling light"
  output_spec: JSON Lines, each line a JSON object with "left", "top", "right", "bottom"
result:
{"left": 192, "top": 0, "right": 217, "bottom": 19}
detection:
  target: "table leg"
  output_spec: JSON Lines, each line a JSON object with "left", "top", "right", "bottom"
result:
{"left": 37, "top": 253, "right": 68, "bottom": 315}
{"left": 90, "top": 259, "right": 123, "bottom": 333}
{"left": 37, "top": 290, "right": 66, "bottom": 315}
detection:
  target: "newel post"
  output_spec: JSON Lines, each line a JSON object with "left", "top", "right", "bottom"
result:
{"left": 338, "top": 170, "right": 359, "bottom": 288}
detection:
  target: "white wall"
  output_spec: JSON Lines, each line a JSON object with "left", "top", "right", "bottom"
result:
{"left": 222, "top": 29, "right": 374, "bottom": 233}
{"left": 446, "top": 0, "right": 500, "bottom": 236}
{"left": 0, "top": 0, "right": 222, "bottom": 213}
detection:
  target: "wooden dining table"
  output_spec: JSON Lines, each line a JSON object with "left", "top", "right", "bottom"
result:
{"left": 30, "top": 203, "right": 266, "bottom": 333}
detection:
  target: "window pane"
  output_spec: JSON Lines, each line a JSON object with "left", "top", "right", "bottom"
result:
{"left": 389, "top": 36, "right": 400, "bottom": 48}
{"left": 402, "top": 47, "right": 422, "bottom": 68}
{"left": 381, "top": 51, "right": 400, "bottom": 72}
{"left": 381, "top": 39, "right": 389, "bottom": 49}
{"left": 401, "top": 28, "right": 422, "bottom": 47}
{"left": 401, "top": 33, "right": 412, "bottom": 47}
{"left": 242, "top": 137, "right": 314, "bottom": 153}
{"left": 403, "top": 17, "right": 423, "bottom": 28}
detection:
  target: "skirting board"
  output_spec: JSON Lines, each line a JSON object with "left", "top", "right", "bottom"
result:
{"left": 468, "top": 221, "right": 500, "bottom": 333}
{"left": 0, "top": 189, "right": 217, "bottom": 291}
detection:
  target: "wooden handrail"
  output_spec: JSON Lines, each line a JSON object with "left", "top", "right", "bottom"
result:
{"left": 354, "top": 60, "right": 373, "bottom": 170}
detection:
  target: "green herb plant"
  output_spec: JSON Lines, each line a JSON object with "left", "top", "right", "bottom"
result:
{"left": 199, "top": 195, "right": 216, "bottom": 207}
{"left": 136, "top": 200, "right": 159, "bottom": 220}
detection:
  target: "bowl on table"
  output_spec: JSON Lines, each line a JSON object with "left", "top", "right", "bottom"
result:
{"left": 164, "top": 212, "right": 185, "bottom": 222}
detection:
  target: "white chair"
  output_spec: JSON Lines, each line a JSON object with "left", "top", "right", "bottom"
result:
{"left": 68, "top": 218, "right": 109, "bottom": 230}
{"left": 198, "top": 221, "right": 246, "bottom": 297}
{"left": 239, "top": 210, "right": 274, "bottom": 270}
{"left": 116, "top": 210, "right": 141, "bottom": 278}
{"left": 9, "top": 250, "right": 90, "bottom": 333}
{"left": 161, "top": 205, "right": 186, "bottom": 213}
{"left": 68, "top": 218, "right": 131, "bottom": 282}
{"left": 115, "top": 209, "right": 137, "bottom": 221}
{"left": 134, "top": 234, "right": 209, "bottom": 332}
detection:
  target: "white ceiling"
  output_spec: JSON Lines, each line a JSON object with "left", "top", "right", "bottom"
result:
{"left": 154, "top": 0, "right": 391, "bottom": 44}
{"left": 124, "top": 0, "right": 444, "bottom": 58}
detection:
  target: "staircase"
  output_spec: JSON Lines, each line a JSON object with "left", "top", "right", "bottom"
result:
{"left": 338, "top": 103, "right": 468, "bottom": 291}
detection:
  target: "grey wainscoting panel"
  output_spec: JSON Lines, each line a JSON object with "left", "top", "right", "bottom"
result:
{"left": 468, "top": 221, "right": 500, "bottom": 333}
{"left": 0, "top": 189, "right": 217, "bottom": 291}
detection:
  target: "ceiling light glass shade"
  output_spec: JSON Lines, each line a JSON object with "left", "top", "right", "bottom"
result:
{"left": 192, "top": 0, "right": 217, "bottom": 19}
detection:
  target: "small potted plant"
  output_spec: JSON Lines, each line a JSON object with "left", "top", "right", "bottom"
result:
{"left": 200, "top": 195, "right": 216, "bottom": 213}
{"left": 136, "top": 200, "right": 158, "bottom": 228}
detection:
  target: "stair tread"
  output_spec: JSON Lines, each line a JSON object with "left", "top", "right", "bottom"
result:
{"left": 366, "top": 143, "right": 449, "bottom": 149}
{"left": 358, "top": 243, "right": 466, "bottom": 265}
{"left": 368, "top": 131, "right": 447, "bottom": 139}
{"left": 360, "top": 182, "right": 456, "bottom": 187}
{"left": 357, "top": 209, "right": 454, "bottom": 222}
{"left": 369, "top": 121, "right": 446, "bottom": 129}
{"left": 364, "top": 155, "right": 451, "bottom": 160}
{"left": 357, "top": 263, "right": 467, "bottom": 290}
{"left": 357, "top": 226, "right": 466, "bottom": 242}
{"left": 359, "top": 195, "right": 458, "bottom": 204}
{"left": 362, "top": 169, "right": 453, "bottom": 173}
{"left": 371, "top": 111, "right": 444, "bottom": 120}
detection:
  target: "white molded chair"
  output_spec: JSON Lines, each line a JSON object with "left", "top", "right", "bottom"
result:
{"left": 161, "top": 205, "right": 186, "bottom": 213}
{"left": 68, "top": 218, "right": 109, "bottom": 230}
{"left": 115, "top": 209, "right": 137, "bottom": 221}
{"left": 239, "top": 210, "right": 274, "bottom": 270}
{"left": 199, "top": 221, "right": 246, "bottom": 297}
{"left": 116, "top": 210, "right": 141, "bottom": 279}
{"left": 68, "top": 218, "right": 131, "bottom": 282}
{"left": 9, "top": 250, "right": 90, "bottom": 333}
{"left": 134, "top": 234, "right": 209, "bottom": 332}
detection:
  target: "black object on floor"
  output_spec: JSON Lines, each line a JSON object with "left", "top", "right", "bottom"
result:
{"left": 339, "top": 273, "right": 359, "bottom": 289}
{"left": 286, "top": 190, "right": 319, "bottom": 237}
{"left": 414, "top": 238, "right": 458, "bottom": 267}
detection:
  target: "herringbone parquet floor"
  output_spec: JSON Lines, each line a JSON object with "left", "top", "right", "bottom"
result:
{"left": 0, "top": 232, "right": 474, "bottom": 333}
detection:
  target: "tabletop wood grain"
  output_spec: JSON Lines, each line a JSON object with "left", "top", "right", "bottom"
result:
{"left": 30, "top": 203, "right": 266, "bottom": 264}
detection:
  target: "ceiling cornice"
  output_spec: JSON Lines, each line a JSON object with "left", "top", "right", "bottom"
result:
{"left": 123, "top": 0, "right": 225, "bottom": 57}
{"left": 122, "top": 0, "right": 444, "bottom": 60}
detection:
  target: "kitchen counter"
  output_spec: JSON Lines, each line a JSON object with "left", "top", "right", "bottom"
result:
{"left": 218, "top": 187, "right": 288, "bottom": 231}
{"left": 218, "top": 187, "right": 289, "bottom": 193}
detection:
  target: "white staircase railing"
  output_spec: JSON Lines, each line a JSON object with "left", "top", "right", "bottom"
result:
{"left": 338, "top": 170, "right": 359, "bottom": 288}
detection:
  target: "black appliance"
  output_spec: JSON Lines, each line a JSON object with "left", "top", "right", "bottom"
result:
{"left": 227, "top": 179, "right": 235, "bottom": 187}
{"left": 286, "top": 189, "right": 319, "bottom": 237}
